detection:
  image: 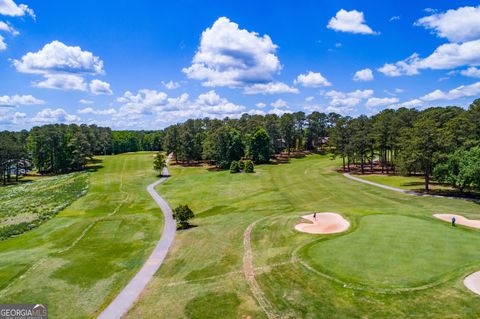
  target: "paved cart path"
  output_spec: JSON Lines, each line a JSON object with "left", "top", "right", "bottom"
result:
{"left": 344, "top": 173, "right": 478, "bottom": 202}
{"left": 98, "top": 164, "right": 175, "bottom": 319}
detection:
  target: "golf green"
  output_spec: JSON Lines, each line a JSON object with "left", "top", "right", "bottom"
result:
{"left": 302, "top": 214, "right": 480, "bottom": 289}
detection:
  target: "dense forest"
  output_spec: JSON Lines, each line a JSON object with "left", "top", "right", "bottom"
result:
{"left": 1, "top": 98, "right": 480, "bottom": 192}
{"left": 0, "top": 126, "right": 163, "bottom": 183}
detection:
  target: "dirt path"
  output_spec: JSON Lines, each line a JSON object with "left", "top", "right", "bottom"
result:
{"left": 98, "top": 159, "right": 175, "bottom": 319}
{"left": 243, "top": 220, "right": 278, "bottom": 319}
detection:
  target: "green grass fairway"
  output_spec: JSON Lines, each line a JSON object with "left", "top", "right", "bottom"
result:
{"left": 304, "top": 214, "right": 480, "bottom": 289}
{"left": 0, "top": 152, "right": 162, "bottom": 318}
{"left": 126, "top": 154, "right": 480, "bottom": 318}
{"left": 353, "top": 173, "right": 450, "bottom": 191}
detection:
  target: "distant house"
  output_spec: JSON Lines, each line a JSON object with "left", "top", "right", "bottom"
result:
{"left": 6, "top": 158, "right": 31, "bottom": 176}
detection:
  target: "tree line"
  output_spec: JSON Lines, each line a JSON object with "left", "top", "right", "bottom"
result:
{"left": 0, "top": 125, "right": 163, "bottom": 183}
{"left": 329, "top": 99, "right": 480, "bottom": 192}
{"left": 162, "top": 112, "right": 330, "bottom": 168}
{"left": 2, "top": 98, "right": 480, "bottom": 192}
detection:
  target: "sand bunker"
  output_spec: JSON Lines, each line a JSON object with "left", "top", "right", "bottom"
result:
{"left": 433, "top": 214, "right": 480, "bottom": 229}
{"left": 464, "top": 271, "right": 480, "bottom": 295}
{"left": 295, "top": 213, "right": 350, "bottom": 234}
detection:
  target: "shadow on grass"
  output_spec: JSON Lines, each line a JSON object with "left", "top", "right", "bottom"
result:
{"left": 85, "top": 158, "right": 104, "bottom": 172}
{"left": 176, "top": 224, "right": 198, "bottom": 231}
{"left": 86, "top": 165, "right": 104, "bottom": 172}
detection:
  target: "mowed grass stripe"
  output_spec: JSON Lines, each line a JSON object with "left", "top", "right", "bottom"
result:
{"left": 0, "top": 152, "right": 163, "bottom": 318}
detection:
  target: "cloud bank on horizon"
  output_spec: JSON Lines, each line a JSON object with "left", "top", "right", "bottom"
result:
{"left": 1, "top": 1, "right": 480, "bottom": 129}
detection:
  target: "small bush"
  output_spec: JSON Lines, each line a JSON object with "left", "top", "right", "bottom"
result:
{"left": 172, "top": 204, "right": 195, "bottom": 229}
{"left": 244, "top": 160, "right": 254, "bottom": 173}
{"left": 238, "top": 160, "right": 245, "bottom": 171}
{"left": 230, "top": 160, "right": 240, "bottom": 173}
{"left": 218, "top": 161, "right": 230, "bottom": 170}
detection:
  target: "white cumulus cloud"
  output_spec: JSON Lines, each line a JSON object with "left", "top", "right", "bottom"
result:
{"left": 327, "top": 9, "right": 378, "bottom": 35}
{"left": 182, "top": 17, "right": 281, "bottom": 87}
{"left": 415, "top": 6, "right": 480, "bottom": 42}
{"left": 162, "top": 81, "right": 180, "bottom": 90}
{"left": 78, "top": 107, "right": 116, "bottom": 115}
{"left": 243, "top": 82, "right": 298, "bottom": 95}
{"left": 33, "top": 74, "right": 87, "bottom": 91}
{"left": 378, "top": 40, "right": 480, "bottom": 76}
{"left": 195, "top": 90, "right": 245, "bottom": 114}
{"left": 270, "top": 98, "right": 288, "bottom": 108}
{"left": 398, "top": 99, "right": 424, "bottom": 108}
{"left": 14, "top": 40, "right": 104, "bottom": 75}
{"left": 377, "top": 54, "right": 420, "bottom": 77}
{"left": 0, "top": 34, "right": 6, "bottom": 51}
{"left": 89, "top": 79, "right": 113, "bottom": 95}
{"left": 294, "top": 71, "right": 331, "bottom": 87}
{"left": 366, "top": 97, "right": 399, "bottom": 107}
{"left": 79, "top": 99, "right": 93, "bottom": 104}
{"left": 0, "top": 0, "right": 35, "bottom": 18}
{"left": 461, "top": 67, "right": 480, "bottom": 78}
{"left": 0, "top": 21, "right": 18, "bottom": 35}
{"left": 323, "top": 89, "right": 374, "bottom": 113}
{"left": 0, "top": 108, "right": 26, "bottom": 125}
{"left": 353, "top": 68, "right": 374, "bottom": 81}
{"left": 421, "top": 81, "right": 480, "bottom": 101}
{"left": 0, "top": 94, "right": 45, "bottom": 107}
{"left": 32, "top": 108, "right": 80, "bottom": 124}
{"left": 117, "top": 89, "right": 169, "bottom": 116}
{"left": 114, "top": 89, "right": 248, "bottom": 128}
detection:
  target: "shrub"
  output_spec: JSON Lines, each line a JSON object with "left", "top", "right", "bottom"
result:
{"left": 244, "top": 160, "right": 255, "bottom": 173}
{"left": 238, "top": 160, "right": 245, "bottom": 171}
{"left": 172, "top": 204, "right": 195, "bottom": 229}
{"left": 218, "top": 161, "right": 230, "bottom": 170}
{"left": 230, "top": 160, "right": 240, "bottom": 173}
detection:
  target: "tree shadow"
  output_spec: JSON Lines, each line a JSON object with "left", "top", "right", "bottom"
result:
{"left": 86, "top": 158, "right": 104, "bottom": 172}
{"left": 176, "top": 224, "right": 198, "bottom": 231}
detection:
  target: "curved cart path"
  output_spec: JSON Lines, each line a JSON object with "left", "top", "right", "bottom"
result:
{"left": 343, "top": 173, "right": 411, "bottom": 194}
{"left": 98, "top": 165, "right": 176, "bottom": 319}
{"left": 344, "top": 173, "right": 477, "bottom": 202}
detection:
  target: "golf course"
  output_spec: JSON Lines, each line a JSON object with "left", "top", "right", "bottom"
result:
{"left": 4, "top": 1, "right": 480, "bottom": 318}
{"left": 120, "top": 152, "right": 479, "bottom": 318}
{"left": 1, "top": 151, "right": 480, "bottom": 318}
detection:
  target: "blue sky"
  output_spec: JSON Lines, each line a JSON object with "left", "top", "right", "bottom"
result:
{"left": 1, "top": 0, "right": 480, "bottom": 130}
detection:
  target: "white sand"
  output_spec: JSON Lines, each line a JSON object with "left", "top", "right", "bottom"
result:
{"left": 433, "top": 214, "right": 480, "bottom": 229}
{"left": 295, "top": 212, "right": 350, "bottom": 234}
{"left": 464, "top": 271, "right": 480, "bottom": 295}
